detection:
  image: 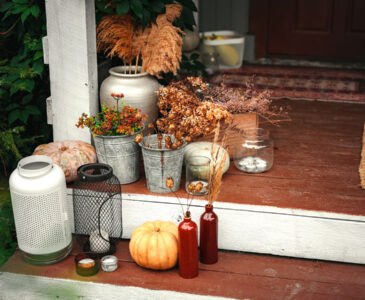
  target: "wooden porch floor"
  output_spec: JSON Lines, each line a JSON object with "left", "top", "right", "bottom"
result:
{"left": 1, "top": 99, "right": 365, "bottom": 299}
{"left": 124, "top": 98, "right": 365, "bottom": 216}
{"left": 2, "top": 240, "right": 365, "bottom": 299}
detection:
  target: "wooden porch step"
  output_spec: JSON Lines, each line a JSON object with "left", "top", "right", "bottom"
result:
{"left": 61, "top": 99, "right": 365, "bottom": 264}
{"left": 1, "top": 241, "right": 365, "bottom": 299}
{"left": 121, "top": 99, "right": 365, "bottom": 216}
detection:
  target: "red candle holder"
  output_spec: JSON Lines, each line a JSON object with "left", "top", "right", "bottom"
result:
{"left": 178, "top": 211, "right": 199, "bottom": 279}
{"left": 200, "top": 204, "right": 218, "bottom": 264}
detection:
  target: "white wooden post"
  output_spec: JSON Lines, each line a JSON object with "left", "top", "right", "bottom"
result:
{"left": 193, "top": 0, "right": 199, "bottom": 30}
{"left": 45, "top": 0, "right": 98, "bottom": 143}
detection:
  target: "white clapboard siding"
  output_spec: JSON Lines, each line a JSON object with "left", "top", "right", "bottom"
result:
{"left": 45, "top": 0, "right": 98, "bottom": 143}
{"left": 66, "top": 189, "right": 365, "bottom": 264}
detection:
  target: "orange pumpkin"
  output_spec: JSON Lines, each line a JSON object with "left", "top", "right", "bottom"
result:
{"left": 33, "top": 140, "right": 97, "bottom": 182}
{"left": 129, "top": 220, "right": 178, "bottom": 270}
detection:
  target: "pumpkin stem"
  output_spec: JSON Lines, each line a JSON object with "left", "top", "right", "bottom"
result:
{"left": 156, "top": 228, "right": 160, "bottom": 233}
{"left": 60, "top": 146, "right": 68, "bottom": 151}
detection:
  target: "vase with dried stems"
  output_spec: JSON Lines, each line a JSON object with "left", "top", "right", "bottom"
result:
{"left": 165, "top": 177, "right": 204, "bottom": 279}
{"left": 97, "top": 4, "right": 184, "bottom": 130}
{"left": 135, "top": 123, "right": 187, "bottom": 193}
{"left": 200, "top": 122, "right": 228, "bottom": 264}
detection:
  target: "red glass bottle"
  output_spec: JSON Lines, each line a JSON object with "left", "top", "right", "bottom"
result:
{"left": 200, "top": 204, "right": 218, "bottom": 264}
{"left": 178, "top": 211, "right": 199, "bottom": 279}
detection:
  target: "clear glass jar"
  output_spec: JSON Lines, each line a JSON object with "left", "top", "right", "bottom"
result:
{"left": 233, "top": 128, "right": 273, "bottom": 173}
{"left": 185, "top": 156, "right": 211, "bottom": 196}
{"left": 201, "top": 52, "right": 219, "bottom": 75}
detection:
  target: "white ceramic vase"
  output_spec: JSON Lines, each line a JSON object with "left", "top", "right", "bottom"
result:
{"left": 100, "top": 66, "right": 160, "bottom": 131}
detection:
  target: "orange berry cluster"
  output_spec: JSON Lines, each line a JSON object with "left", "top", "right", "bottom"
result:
{"left": 76, "top": 100, "right": 147, "bottom": 136}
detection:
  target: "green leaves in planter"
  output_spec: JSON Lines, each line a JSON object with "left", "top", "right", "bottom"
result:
{"left": 180, "top": 53, "right": 208, "bottom": 77}
{"left": 95, "top": 0, "right": 197, "bottom": 30}
{"left": 116, "top": 1, "right": 129, "bottom": 17}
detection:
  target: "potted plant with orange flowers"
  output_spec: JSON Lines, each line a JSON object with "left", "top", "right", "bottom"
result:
{"left": 76, "top": 93, "right": 147, "bottom": 184}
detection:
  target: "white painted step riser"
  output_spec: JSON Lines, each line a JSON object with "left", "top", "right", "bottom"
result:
{"left": 65, "top": 189, "right": 365, "bottom": 264}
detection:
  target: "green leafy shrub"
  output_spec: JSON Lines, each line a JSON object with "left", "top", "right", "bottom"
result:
{"left": 0, "top": 179, "right": 16, "bottom": 267}
{"left": 0, "top": 0, "right": 51, "bottom": 265}
{"left": 95, "top": 0, "right": 197, "bottom": 29}
{"left": 0, "top": 0, "right": 51, "bottom": 173}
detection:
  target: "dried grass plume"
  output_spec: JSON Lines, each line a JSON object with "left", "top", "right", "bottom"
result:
{"left": 96, "top": 4, "right": 184, "bottom": 77}
{"left": 208, "top": 122, "right": 228, "bottom": 205}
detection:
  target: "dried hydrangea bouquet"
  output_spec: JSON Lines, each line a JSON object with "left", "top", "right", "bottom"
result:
{"left": 154, "top": 76, "right": 289, "bottom": 157}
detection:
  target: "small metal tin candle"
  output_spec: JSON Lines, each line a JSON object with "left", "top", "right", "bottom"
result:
{"left": 101, "top": 255, "right": 118, "bottom": 272}
{"left": 75, "top": 253, "right": 99, "bottom": 276}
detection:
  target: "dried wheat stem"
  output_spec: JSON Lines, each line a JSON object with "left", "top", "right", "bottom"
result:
{"left": 135, "top": 55, "right": 139, "bottom": 74}
{"left": 170, "top": 189, "right": 185, "bottom": 216}
{"left": 187, "top": 192, "right": 195, "bottom": 212}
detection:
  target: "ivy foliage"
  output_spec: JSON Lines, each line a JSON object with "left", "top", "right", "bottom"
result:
{"left": 95, "top": 0, "right": 197, "bottom": 29}
{"left": 0, "top": 178, "right": 16, "bottom": 267}
{"left": 0, "top": 0, "right": 50, "bottom": 174}
{"left": 0, "top": 0, "right": 51, "bottom": 265}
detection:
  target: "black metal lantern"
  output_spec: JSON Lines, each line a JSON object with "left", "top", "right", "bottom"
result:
{"left": 73, "top": 163, "right": 122, "bottom": 258}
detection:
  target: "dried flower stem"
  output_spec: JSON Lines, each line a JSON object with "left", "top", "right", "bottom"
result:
{"left": 207, "top": 76, "right": 290, "bottom": 126}
{"left": 135, "top": 55, "right": 139, "bottom": 74}
{"left": 207, "top": 121, "right": 228, "bottom": 206}
{"left": 170, "top": 189, "right": 185, "bottom": 217}
{"left": 187, "top": 193, "right": 195, "bottom": 213}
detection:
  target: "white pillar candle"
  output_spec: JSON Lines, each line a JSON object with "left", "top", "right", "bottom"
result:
{"left": 90, "top": 230, "right": 110, "bottom": 253}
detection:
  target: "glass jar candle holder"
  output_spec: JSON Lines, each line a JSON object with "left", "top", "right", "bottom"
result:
{"left": 75, "top": 253, "right": 100, "bottom": 276}
{"left": 201, "top": 51, "right": 219, "bottom": 75}
{"left": 233, "top": 128, "right": 273, "bottom": 173}
{"left": 185, "top": 156, "right": 211, "bottom": 196}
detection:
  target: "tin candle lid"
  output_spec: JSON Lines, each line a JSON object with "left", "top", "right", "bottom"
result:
{"left": 101, "top": 255, "right": 118, "bottom": 272}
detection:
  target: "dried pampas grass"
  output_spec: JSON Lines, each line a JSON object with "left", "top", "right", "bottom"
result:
{"left": 97, "top": 14, "right": 135, "bottom": 64}
{"left": 96, "top": 4, "right": 184, "bottom": 78}
{"left": 141, "top": 4, "right": 184, "bottom": 77}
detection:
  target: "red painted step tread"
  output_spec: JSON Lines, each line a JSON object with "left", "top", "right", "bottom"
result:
{"left": 2, "top": 241, "right": 365, "bottom": 299}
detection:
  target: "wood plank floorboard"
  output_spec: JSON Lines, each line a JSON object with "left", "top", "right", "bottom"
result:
{"left": 123, "top": 99, "right": 365, "bottom": 216}
{"left": 2, "top": 241, "right": 365, "bottom": 299}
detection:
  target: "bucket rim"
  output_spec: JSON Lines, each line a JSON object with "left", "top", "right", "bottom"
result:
{"left": 138, "top": 134, "right": 187, "bottom": 152}
{"left": 93, "top": 130, "right": 142, "bottom": 139}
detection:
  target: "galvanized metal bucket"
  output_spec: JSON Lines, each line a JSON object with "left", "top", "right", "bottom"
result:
{"left": 94, "top": 134, "right": 140, "bottom": 184}
{"left": 139, "top": 134, "right": 186, "bottom": 193}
